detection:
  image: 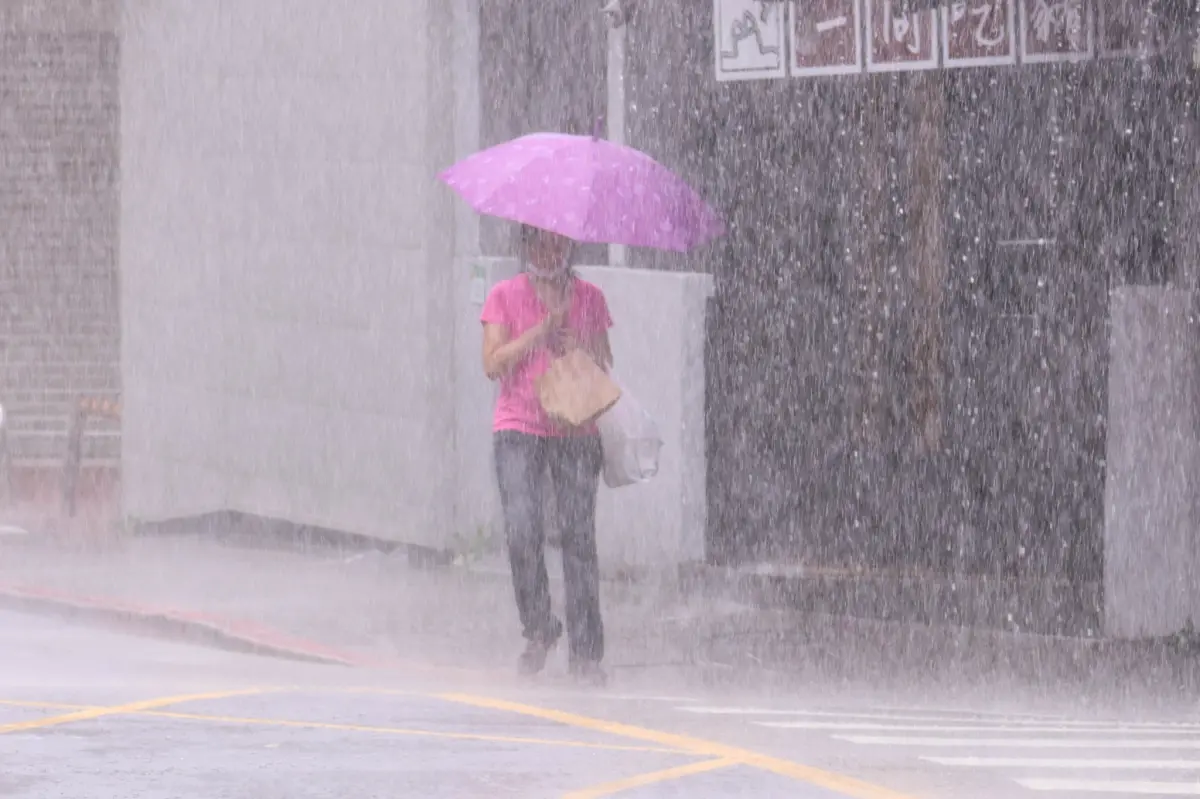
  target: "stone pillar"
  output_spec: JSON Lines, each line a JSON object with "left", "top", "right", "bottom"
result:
{"left": 909, "top": 73, "right": 947, "bottom": 456}
{"left": 607, "top": 16, "right": 628, "bottom": 267}
{"left": 1104, "top": 287, "right": 1200, "bottom": 638}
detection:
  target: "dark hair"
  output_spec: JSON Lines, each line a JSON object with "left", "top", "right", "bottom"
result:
{"left": 516, "top": 224, "right": 540, "bottom": 260}
{"left": 517, "top": 224, "right": 573, "bottom": 261}
{"left": 517, "top": 224, "right": 576, "bottom": 279}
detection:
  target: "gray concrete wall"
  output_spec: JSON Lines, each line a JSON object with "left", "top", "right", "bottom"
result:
{"left": 1104, "top": 287, "right": 1200, "bottom": 638}
{"left": 120, "top": 0, "right": 459, "bottom": 545}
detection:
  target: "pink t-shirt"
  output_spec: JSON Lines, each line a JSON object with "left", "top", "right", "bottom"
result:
{"left": 481, "top": 273, "right": 613, "bottom": 438}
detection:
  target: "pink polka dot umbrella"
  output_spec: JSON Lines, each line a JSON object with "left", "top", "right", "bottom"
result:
{"left": 438, "top": 132, "right": 725, "bottom": 253}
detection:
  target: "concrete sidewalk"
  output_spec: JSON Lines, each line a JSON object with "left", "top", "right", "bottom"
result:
{"left": 0, "top": 531, "right": 741, "bottom": 674}
{"left": 2, "top": 529, "right": 1198, "bottom": 706}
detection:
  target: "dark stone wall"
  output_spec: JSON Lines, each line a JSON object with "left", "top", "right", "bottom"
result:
{"left": 623, "top": 2, "right": 1197, "bottom": 594}
{"left": 478, "top": 0, "right": 609, "bottom": 264}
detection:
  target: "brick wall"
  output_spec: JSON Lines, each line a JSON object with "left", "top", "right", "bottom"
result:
{"left": 0, "top": 1, "right": 120, "bottom": 463}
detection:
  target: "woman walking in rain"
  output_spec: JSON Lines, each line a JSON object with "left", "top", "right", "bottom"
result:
{"left": 443, "top": 129, "right": 722, "bottom": 680}
{"left": 481, "top": 224, "right": 613, "bottom": 684}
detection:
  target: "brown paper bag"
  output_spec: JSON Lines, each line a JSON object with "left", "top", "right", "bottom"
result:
{"left": 536, "top": 349, "right": 622, "bottom": 428}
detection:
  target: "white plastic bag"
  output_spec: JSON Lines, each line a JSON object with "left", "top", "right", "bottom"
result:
{"left": 596, "top": 384, "right": 664, "bottom": 488}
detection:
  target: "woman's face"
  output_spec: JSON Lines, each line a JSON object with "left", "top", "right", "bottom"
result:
{"left": 526, "top": 230, "right": 573, "bottom": 276}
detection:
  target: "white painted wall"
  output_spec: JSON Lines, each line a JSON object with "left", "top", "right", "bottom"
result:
{"left": 1104, "top": 287, "right": 1200, "bottom": 638}
{"left": 121, "top": 0, "right": 458, "bottom": 546}
{"left": 579, "top": 267, "right": 714, "bottom": 571}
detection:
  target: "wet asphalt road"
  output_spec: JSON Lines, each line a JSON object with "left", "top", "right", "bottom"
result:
{"left": 3, "top": 610, "right": 1198, "bottom": 798}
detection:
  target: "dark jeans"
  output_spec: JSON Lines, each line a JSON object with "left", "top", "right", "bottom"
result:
{"left": 494, "top": 430, "right": 604, "bottom": 664}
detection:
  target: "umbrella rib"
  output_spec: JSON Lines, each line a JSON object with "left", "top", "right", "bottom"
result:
{"left": 582, "top": 138, "right": 603, "bottom": 246}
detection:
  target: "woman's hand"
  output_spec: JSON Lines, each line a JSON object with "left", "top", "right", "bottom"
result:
{"left": 556, "top": 330, "right": 579, "bottom": 352}
{"left": 537, "top": 308, "right": 567, "bottom": 343}
{"left": 553, "top": 330, "right": 613, "bottom": 370}
{"left": 482, "top": 309, "right": 567, "bottom": 380}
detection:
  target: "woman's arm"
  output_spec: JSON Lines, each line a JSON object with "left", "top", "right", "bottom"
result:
{"left": 585, "top": 287, "right": 614, "bottom": 370}
{"left": 593, "top": 330, "right": 613, "bottom": 370}
{"left": 482, "top": 312, "right": 562, "bottom": 380}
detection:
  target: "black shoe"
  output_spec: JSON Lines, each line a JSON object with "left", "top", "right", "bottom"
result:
{"left": 569, "top": 659, "right": 607, "bottom": 687}
{"left": 517, "top": 624, "right": 562, "bottom": 677}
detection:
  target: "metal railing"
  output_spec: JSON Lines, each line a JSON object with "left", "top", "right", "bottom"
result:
{"left": 61, "top": 396, "right": 121, "bottom": 517}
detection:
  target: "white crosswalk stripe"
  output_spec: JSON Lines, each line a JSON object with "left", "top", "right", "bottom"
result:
{"left": 1017, "top": 779, "right": 1200, "bottom": 794}
{"left": 680, "top": 706, "right": 1200, "bottom": 729}
{"left": 835, "top": 735, "right": 1200, "bottom": 749}
{"left": 675, "top": 702, "right": 1200, "bottom": 794}
{"left": 924, "top": 757, "right": 1200, "bottom": 770}
{"left": 764, "top": 721, "right": 1200, "bottom": 735}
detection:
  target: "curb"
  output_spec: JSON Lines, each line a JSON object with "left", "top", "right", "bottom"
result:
{"left": 0, "top": 584, "right": 369, "bottom": 668}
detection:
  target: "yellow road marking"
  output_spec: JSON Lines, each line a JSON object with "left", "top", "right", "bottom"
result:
{"left": 562, "top": 757, "right": 740, "bottom": 798}
{"left": 437, "top": 693, "right": 923, "bottom": 799}
{"left": 0, "top": 699, "right": 690, "bottom": 755}
{"left": 0, "top": 688, "right": 271, "bottom": 734}
{"left": 149, "top": 710, "right": 690, "bottom": 754}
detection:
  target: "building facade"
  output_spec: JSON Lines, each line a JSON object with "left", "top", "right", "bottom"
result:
{"left": 20, "top": 0, "right": 1200, "bottom": 636}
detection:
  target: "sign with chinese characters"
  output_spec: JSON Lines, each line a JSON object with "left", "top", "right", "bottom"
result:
{"left": 866, "top": 0, "right": 939, "bottom": 72}
{"left": 791, "top": 0, "right": 863, "bottom": 76}
{"left": 942, "top": 0, "right": 1016, "bottom": 67}
{"left": 1019, "top": 0, "right": 1093, "bottom": 63}
{"left": 1098, "top": 1, "right": 1169, "bottom": 58}
{"left": 709, "top": 0, "right": 1154, "bottom": 81}
{"left": 715, "top": 0, "right": 788, "bottom": 81}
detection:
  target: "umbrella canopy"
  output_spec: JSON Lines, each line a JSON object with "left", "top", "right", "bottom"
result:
{"left": 438, "top": 132, "right": 724, "bottom": 253}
